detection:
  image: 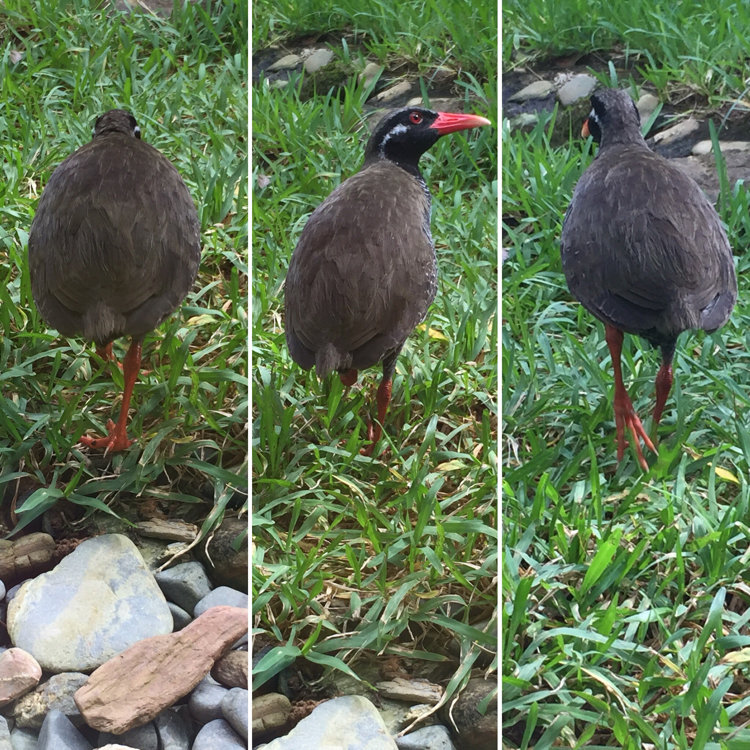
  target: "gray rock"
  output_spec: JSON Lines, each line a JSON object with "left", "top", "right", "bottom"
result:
{"left": 193, "top": 586, "right": 247, "bottom": 617}
{"left": 168, "top": 602, "right": 192, "bottom": 630}
{"left": 508, "top": 80, "right": 555, "bottom": 102}
{"left": 188, "top": 676, "right": 228, "bottom": 723}
{"left": 154, "top": 706, "right": 193, "bottom": 750}
{"left": 359, "top": 61, "right": 383, "bottom": 88}
{"left": 557, "top": 74, "right": 597, "bottom": 106}
{"left": 221, "top": 687, "right": 248, "bottom": 740}
{"left": 0, "top": 716, "right": 11, "bottom": 750}
{"left": 192, "top": 719, "right": 245, "bottom": 750}
{"left": 268, "top": 53, "right": 301, "bottom": 72}
{"left": 99, "top": 722, "right": 158, "bottom": 750}
{"left": 0, "top": 579, "right": 6, "bottom": 601}
{"left": 636, "top": 92, "right": 660, "bottom": 122}
{"left": 371, "top": 81, "right": 414, "bottom": 106}
{"left": 262, "top": 695, "right": 398, "bottom": 750}
{"left": 155, "top": 562, "right": 212, "bottom": 613}
{"left": 38, "top": 709, "right": 92, "bottom": 750}
{"left": 7, "top": 535, "right": 172, "bottom": 672}
{"left": 12, "top": 672, "right": 88, "bottom": 729}
{"left": 396, "top": 725, "right": 456, "bottom": 750}
{"left": 9, "top": 726, "right": 37, "bottom": 750}
{"left": 652, "top": 116, "right": 700, "bottom": 148}
{"left": 692, "top": 139, "right": 750, "bottom": 155}
{"left": 303, "top": 48, "right": 334, "bottom": 73}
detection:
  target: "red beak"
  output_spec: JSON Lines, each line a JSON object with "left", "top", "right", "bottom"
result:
{"left": 430, "top": 111, "right": 491, "bottom": 135}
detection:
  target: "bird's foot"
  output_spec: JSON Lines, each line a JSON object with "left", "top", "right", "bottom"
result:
{"left": 613, "top": 406, "right": 656, "bottom": 471}
{"left": 79, "top": 420, "right": 135, "bottom": 454}
{"left": 360, "top": 420, "right": 381, "bottom": 457}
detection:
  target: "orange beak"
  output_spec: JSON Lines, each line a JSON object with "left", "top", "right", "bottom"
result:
{"left": 581, "top": 119, "right": 591, "bottom": 138}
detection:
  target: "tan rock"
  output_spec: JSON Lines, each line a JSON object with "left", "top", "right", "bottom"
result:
{"left": 75, "top": 606, "right": 247, "bottom": 734}
{"left": 0, "top": 648, "right": 42, "bottom": 706}
{"left": 0, "top": 533, "right": 55, "bottom": 585}
{"left": 211, "top": 649, "right": 247, "bottom": 689}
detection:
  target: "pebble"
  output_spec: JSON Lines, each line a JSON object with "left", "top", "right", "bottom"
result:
{"left": 252, "top": 692, "right": 291, "bottom": 737}
{"left": 193, "top": 586, "right": 247, "bottom": 617}
{"left": 692, "top": 139, "right": 750, "bottom": 155}
{"left": 303, "top": 48, "right": 334, "bottom": 73}
{"left": 168, "top": 602, "right": 192, "bottom": 630}
{"left": 557, "top": 73, "right": 597, "bottom": 106}
{"left": 0, "top": 716, "right": 11, "bottom": 750}
{"left": 636, "top": 92, "right": 660, "bottom": 122}
{"left": 396, "top": 725, "right": 456, "bottom": 750}
{"left": 359, "top": 61, "right": 384, "bottom": 88}
{"left": 211, "top": 648, "right": 247, "bottom": 688}
{"left": 13, "top": 672, "right": 88, "bottom": 729}
{"left": 155, "top": 561, "right": 213, "bottom": 613}
{"left": 38, "top": 709, "right": 92, "bottom": 750}
{"left": 154, "top": 706, "right": 192, "bottom": 750}
{"left": 188, "top": 676, "right": 228, "bottom": 723}
{"left": 9, "top": 725, "right": 38, "bottom": 750}
{"left": 376, "top": 677, "right": 442, "bottom": 704}
{"left": 221, "top": 687, "right": 248, "bottom": 740}
{"left": 261, "top": 695, "right": 398, "bottom": 750}
{"left": 0, "top": 647, "right": 42, "bottom": 706}
{"left": 192, "top": 718, "right": 245, "bottom": 749}
{"left": 99, "top": 722, "right": 159, "bottom": 750}
{"left": 268, "top": 53, "right": 301, "bottom": 71}
{"left": 508, "top": 79, "right": 555, "bottom": 102}
{"left": 7, "top": 534, "right": 172, "bottom": 672}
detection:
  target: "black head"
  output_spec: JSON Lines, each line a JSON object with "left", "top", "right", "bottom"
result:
{"left": 364, "top": 106, "right": 490, "bottom": 174}
{"left": 93, "top": 109, "right": 141, "bottom": 140}
{"left": 583, "top": 89, "right": 643, "bottom": 147}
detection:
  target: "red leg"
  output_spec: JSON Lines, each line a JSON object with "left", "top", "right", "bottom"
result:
{"left": 80, "top": 339, "right": 142, "bottom": 453}
{"left": 605, "top": 325, "right": 655, "bottom": 470}
{"left": 652, "top": 362, "right": 673, "bottom": 429}
{"left": 360, "top": 377, "right": 392, "bottom": 457}
{"left": 95, "top": 342, "right": 115, "bottom": 362}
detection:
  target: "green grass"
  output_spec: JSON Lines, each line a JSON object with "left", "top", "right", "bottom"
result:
{"left": 0, "top": 0, "right": 247, "bottom": 530}
{"left": 503, "top": 8, "right": 750, "bottom": 747}
{"left": 252, "top": 0, "right": 497, "bottom": 712}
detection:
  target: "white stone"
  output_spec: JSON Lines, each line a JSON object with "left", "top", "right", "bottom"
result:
{"left": 557, "top": 74, "right": 597, "bottom": 106}
{"left": 303, "top": 48, "right": 334, "bottom": 73}
{"left": 692, "top": 140, "right": 750, "bottom": 155}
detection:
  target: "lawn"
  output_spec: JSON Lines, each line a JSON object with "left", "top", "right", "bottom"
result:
{"left": 251, "top": 0, "right": 498, "bottom": 717}
{"left": 503, "top": 2, "right": 750, "bottom": 747}
{"left": 0, "top": 1, "right": 248, "bottom": 532}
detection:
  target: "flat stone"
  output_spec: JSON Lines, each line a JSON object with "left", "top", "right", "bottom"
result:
{"left": 268, "top": 53, "right": 301, "bottom": 72}
{"left": 211, "top": 649, "right": 247, "bottom": 688}
{"left": 155, "top": 561, "right": 212, "bottom": 613}
{"left": 0, "top": 647, "right": 42, "bottom": 706}
{"left": 396, "top": 725, "right": 456, "bottom": 750}
{"left": 0, "top": 533, "right": 55, "bottom": 586}
{"left": 192, "top": 719, "right": 245, "bottom": 750}
{"left": 221, "top": 687, "right": 248, "bottom": 740}
{"left": 303, "top": 48, "right": 334, "bottom": 74}
{"left": 652, "top": 116, "right": 700, "bottom": 146}
{"left": 188, "top": 676, "right": 227, "bottom": 723}
{"left": 7, "top": 534, "right": 172, "bottom": 672}
{"left": 38, "top": 709, "right": 92, "bottom": 750}
{"left": 75, "top": 605, "right": 247, "bottom": 734}
{"left": 262, "top": 695, "right": 397, "bottom": 750}
{"left": 508, "top": 80, "right": 555, "bottom": 102}
{"left": 252, "top": 692, "right": 291, "bottom": 736}
{"left": 692, "top": 139, "right": 750, "bottom": 155}
{"left": 376, "top": 677, "right": 442, "bottom": 704}
{"left": 371, "top": 81, "right": 414, "bottom": 105}
{"left": 13, "top": 672, "right": 88, "bottom": 729}
{"left": 557, "top": 74, "right": 597, "bottom": 106}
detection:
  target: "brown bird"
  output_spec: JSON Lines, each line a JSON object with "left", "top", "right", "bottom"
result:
{"left": 28, "top": 109, "right": 201, "bottom": 453}
{"left": 284, "top": 106, "right": 490, "bottom": 455}
{"left": 561, "top": 89, "right": 737, "bottom": 469}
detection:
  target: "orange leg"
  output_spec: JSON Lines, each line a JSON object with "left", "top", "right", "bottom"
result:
{"left": 605, "top": 325, "right": 655, "bottom": 471}
{"left": 360, "top": 377, "right": 392, "bottom": 457}
{"left": 652, "top": 346, "right": 675, "bottom": 430}
{"left": 80, "top": 339, "right": 142, "bottom": 453}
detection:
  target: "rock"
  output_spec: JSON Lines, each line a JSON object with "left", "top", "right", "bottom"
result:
{"left": 99, "top": 722, "right": 158, "bottom": 750}
{"left": 198, "top": 516, "right": 248, "bottom": 591}
{"left": 0, "top": 533, "right": 55, "bottom": 586}
{"left": 268, "top": 53, "right": 301, "bottom": 72}
{"left": 0, "top": 716, "right": 11, "bottom": 750}
{"left": 74, "top": 605, "right": 247, "bottom": 734}
{"left": 37, "top": 709, "right": 92, "bottom": 750}
{"left": 441, "top": 677, "right": 496, "bottom": 750}
{"left": 7, "top": 534, "right": 172, "bottom": 672}
{"left": 211, "top": 649, "right": 247, "bottom": 688}
{"left": 192, "top": 718, "right": 245, "bottom": 749}
{"left": 155, "top": 561, "right": 213, "bottom": 612}
{"left": 0, "top": 647, "right": 42, "bottom": 706}
{"left": 135, "top": 519, "right": 198, "bottom": 543}
{"left": 194, "top": 586, "right": 247, "bottom": 616}
{"left": 221, "top": 687, "right": 248, "bottom": 740}
{"left": 251, "top": 692, "right": 292, "bottom": 738}
{"left": 303, "top": 48, "right": 334, "bottom": 73}
{"left": 636, "top": 92, "right": 660, "bottom": 122}
{"left": 557, "top": 74, "right": 597, "bottom": 106}
{"left": 509, "top": 112, "right": 539, "bottom": 129}
{"left": 262, "top": 695, "right": 397, "bottom": 750}
{"left": 508, "top": 80, "right": 555, "bottom": 102}
{"left": 188, "top": 676, "right": 228, "bottom": 723}
{"left": 13, "top": 672, "right": 88, "bottom": 729}
{"left": 154, "top": 706, "right": 193, "bottom": 750}
{"left": 359, "top": 61, "right": 384, "bottom": 88}
{"left": 651, "top": 116, "right": 700, "bottom": 152}
{"left": 168, "top": 602, "right": 192, "bottom": 630}
{"left": 692, "top": 139, "right": 750, "bottom": 155}
{"left": 9, "top": 725, "right": 38, "bottom": 750}
{"left": 376, "top": 677, "right": 442, "bottom": 704}
{"left": 371, "top": 81, "right": 414, "bottom": 106}
{"left": 396, "top": 725, "right": 456, "bottom": 750}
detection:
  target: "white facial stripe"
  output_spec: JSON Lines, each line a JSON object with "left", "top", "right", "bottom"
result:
{"left": 378, "top": 123, "right": 409, "bottom": 155}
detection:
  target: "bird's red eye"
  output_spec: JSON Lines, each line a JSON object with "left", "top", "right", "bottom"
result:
{"left": 409, "top": 112, "right": 422, "bottom": 124}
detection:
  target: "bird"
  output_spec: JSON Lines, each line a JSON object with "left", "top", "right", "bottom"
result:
{"left": 560, "top": 88, "right": 737, "bottom": 470}
{"left": 284, "top": 106, "right": 490, "bottom": 456}
{"left": 28, "top": 109, "right": 201, "bottom": 453}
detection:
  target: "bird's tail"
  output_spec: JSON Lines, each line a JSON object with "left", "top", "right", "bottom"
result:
{"left": 316, "top": 343, "right": 351, "bottom": 380}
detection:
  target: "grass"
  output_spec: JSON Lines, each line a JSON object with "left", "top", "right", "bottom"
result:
{"left": 503, "top": 6, "right": 750, "bottom": 747}
{"left": 251, "top": 0, "right": 498, "bottom": 720}
{"left": 0, "top": 0, "right": 248, "bottom": 533}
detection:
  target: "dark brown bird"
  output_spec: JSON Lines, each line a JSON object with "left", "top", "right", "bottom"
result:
{"left": 561, "top": 89, "right": 737, "bottom": 469}
{"left": 285, "top": 106, "right": 490, "bottom": 455}
{"left": 28, "top": 109, "right": 201, "bottom": 453}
